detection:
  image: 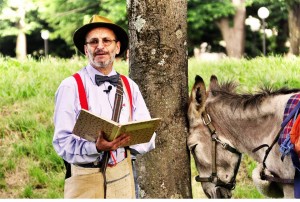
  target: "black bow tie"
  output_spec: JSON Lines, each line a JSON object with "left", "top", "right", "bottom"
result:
{"left": 95, "top": 74, "right": 119, "bottom": 86}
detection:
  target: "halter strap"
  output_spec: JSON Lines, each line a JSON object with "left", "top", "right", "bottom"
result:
{"left": 195, "top": 111, "right": 242, "bottom": 190}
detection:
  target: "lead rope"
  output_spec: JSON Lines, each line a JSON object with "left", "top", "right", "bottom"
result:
{"left": 101, "top": 77, "right": 124, "bottom": 198}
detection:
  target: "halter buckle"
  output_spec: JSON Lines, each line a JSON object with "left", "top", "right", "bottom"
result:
{"left": 213, "top": 137, "right": 226, "bottom": 148}
{"left": 201, "top": 113, "right": 211, "bottom": 125}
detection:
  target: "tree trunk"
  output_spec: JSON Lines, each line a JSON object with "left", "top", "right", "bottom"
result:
{"left": 128, "top": 0, "right": 192, "bottom": 198}
{"left": 16, "top": 32, "right": 27, "bottom": 60}
{"left": 287, "top": 3, "right": 300, "bottom": 55}
{"left": 16, "top": 5, "right": 27, "bottom": 60}
{"left": 216, "top": 0, "right": 245, "bottom": 58}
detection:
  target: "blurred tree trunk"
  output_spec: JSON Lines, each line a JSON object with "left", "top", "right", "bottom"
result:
{"left": 287, "top": 2, "right": 300, "bottom": 55}
{"left": 216, "top": 0, "right": 245, "bottom": 58}
{"left": 16, "top": 32, "right": 27, "bottom": 60}
{"left": 16, "top": 3, "right": 27, "bottom": 60}
{"left": 127, "top": 0, "right": 192, "bottom": 198}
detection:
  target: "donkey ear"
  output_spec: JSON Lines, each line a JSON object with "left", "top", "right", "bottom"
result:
{"left": 209, "top": 75, "right": 219, "bottom": 91}
{"left": 188, "top": 75, "right": 207, "bottom": 119}
{"left": 190, "top": 75, "right": 207, "bottom": 108}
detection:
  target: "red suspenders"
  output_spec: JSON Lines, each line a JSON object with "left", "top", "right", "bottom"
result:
{"left": 120, "top": 75, "right": 133, "bottom": 120}
{"left": 63, "top": 73, "right": 133, "bottom": 178}
{"left": 73, "top": 73, "right": 88, "bottom": 110}
{"left": 72, "top": 73, "right": 133, "bottom": 116}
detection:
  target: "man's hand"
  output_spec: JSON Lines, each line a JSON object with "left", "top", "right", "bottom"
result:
{"left": 95, "top": 131, "right": 130, "bottom": 152}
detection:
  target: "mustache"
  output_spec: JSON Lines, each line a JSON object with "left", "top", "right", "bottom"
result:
{"left": 94, "top": 50, "right": 108, "bottom": 55}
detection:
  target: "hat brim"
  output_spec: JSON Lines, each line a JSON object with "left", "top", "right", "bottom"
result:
{"left": 73, "top": 22, "right": 128, "bottom": 57}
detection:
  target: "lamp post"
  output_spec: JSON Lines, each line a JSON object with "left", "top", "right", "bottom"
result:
{"left": 41, "top": 30, "right": 49, "bottom": 57}
{"left": 258, "top": 7, "right": 270, "bottom": 56}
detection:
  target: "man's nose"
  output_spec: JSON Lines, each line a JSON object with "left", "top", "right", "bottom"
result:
{"left": 96, "top": 40, "right": 105, "bottom": 48}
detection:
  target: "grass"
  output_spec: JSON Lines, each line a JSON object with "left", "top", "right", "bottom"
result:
{"left": 0, "top": 56, "right": 128, "bottom": 198}
{"left": 1, "top": 55, "right": 300, "bottom": 198}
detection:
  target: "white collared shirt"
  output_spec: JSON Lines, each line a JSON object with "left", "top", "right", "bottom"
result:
{"left": 52, "top": 64, "right": 156, "bottom": 165}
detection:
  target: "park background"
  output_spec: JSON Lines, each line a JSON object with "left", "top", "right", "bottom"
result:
{"left": 1, "top": 0, "right": 300, "bottom": 199}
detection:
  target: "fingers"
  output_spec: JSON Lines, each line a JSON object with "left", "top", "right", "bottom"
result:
{"left": 117, "top": 134, "right": 130, "bottom": 147}
{"left": 110, "top": 134, "right": 130, "bottom": 149}
{"left": 95, "top": 132, "right": 130, "bottom": 151}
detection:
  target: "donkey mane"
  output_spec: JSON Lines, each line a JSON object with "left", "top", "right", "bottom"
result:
{"left": 211, "top": 81, "right": 300, "bottom": 110}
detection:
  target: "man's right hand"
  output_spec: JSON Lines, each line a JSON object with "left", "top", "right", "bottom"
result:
{"left": 95, "top": 131, "right": 130, "bottom": 152}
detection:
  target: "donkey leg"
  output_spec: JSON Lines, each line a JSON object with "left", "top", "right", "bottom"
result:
{"left": 282, "top": 184, "right": 294, "bottom": 198}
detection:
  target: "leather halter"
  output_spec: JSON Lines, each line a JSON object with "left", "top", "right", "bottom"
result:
{"left": 194, "top": 110, "right": 242, "bottom": 190}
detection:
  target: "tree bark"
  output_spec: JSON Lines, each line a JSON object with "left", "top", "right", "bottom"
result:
{"left": 287, "top": 3, "right": 300, "bottom": 55}
{"left": 127, "top": 0, "right": 192, "bottom": 198}
{"left": 216, "top": 0, "right": 245, "bottom": 58}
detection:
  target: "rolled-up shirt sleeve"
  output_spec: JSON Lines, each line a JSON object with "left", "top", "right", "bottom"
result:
{"left": 52, "top": 77, "right": 100, "bottom": 164}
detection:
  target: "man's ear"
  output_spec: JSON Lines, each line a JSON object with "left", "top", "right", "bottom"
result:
{"left": 116, "top": 41, "right": 121, "bottom": 55}
{"left": 84, "top": 45, "right": 88, "bottom": 55}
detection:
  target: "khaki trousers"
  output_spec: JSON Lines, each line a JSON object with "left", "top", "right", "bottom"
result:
{"left": 64, "top": 156, "right": 135, "bottom": 199}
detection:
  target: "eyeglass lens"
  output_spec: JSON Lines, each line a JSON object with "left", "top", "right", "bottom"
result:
{"left": 86, "top": 38, "right": 117, "bottom": 47}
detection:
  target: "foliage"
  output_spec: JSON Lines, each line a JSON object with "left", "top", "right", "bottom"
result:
{"left": 0, "top": 0, "right": 40, "bottom": 37}
{"left": 187, "top": 0, "right": 235, "bottom": 54}
{"left": 36, "top": 0, "right": 99, "bottom": 47}
{"left": 36, "top": 0, "right": 127, "bottom": 52}
{"left": 188, "top": 0, "right": 235, "bottom": 28}
{"left": 285, "top": 0, "right": 300, "bottom": 7}
{"left": 98, "top": 0, "right": 127, "bottom": 30}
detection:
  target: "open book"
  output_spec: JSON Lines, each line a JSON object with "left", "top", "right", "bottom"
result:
{"left": 72, "top": 109, "right": 161, "bottom": 146}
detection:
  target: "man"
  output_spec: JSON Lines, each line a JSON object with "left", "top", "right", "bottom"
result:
{"left": 52, "top": 15, "right": 156, "bottom": 198}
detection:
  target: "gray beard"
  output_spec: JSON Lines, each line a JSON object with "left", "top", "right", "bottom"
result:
{"left": 88, "top": 51, "right": 116, "bottom": 69}
{"left": 91, "top": 60, "right": 111, "bottom": 68}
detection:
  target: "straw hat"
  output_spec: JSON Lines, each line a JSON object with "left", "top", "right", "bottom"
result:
{"left": 73, "top": 15, "right": 128, "bottom": 56}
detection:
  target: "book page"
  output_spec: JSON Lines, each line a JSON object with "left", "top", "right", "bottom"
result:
{"left": 72, "top": 109, "right": 161, "bottom": 146}
{"left": 118, "top": 119, "right": 161, "bottom": 146}
{"left": 72, "top": 109, "right": 119, "bottom": 142}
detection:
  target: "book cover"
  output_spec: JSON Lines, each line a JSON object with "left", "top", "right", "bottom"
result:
{"left": 72, "top": 109, "right": 161, "bottom": 146}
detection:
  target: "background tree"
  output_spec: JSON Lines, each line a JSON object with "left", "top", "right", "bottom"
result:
{"left": 187, "top": 0, "right": 293, "bottom": 58}
{"left": 0, "top": 0, "right": 39, "bottom": 59}
{"left": 188, "top": 0, "right": 246, "bottom": 58}
{"left": 286, "top": 0, "right": 300, "bottom": 55}
{"left": 128, "top": 0, "right": 192, "bottom": 198}
{"left": 187, "top": 0, "right": 235, "bottom": 56}
{"left": 217, "top": 0, "right": 246, "bottom": 58}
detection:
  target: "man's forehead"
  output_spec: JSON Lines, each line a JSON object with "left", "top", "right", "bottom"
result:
{"left": 86, "top": 27, "right": 116, "bottom": 39}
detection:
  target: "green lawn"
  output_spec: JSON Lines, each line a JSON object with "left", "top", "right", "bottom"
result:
{"left": 1, "top": 55, "right": 300, "bottom": 198}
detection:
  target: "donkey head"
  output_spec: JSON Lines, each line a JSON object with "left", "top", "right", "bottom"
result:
{"left": 187, "top": 75, "right": 241, "bottom": 198}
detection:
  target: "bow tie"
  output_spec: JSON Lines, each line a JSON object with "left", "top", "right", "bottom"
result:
{"left": 95, "top": 74, "right": 119, "bottom": 86}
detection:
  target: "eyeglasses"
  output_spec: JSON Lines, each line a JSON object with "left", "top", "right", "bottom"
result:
{"left": 85, "top": 38, "right": 118, "bottom": 47}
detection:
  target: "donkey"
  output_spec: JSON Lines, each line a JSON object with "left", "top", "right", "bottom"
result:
{"left": 188, "top": 75, "right": 300, "bottom": 198}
